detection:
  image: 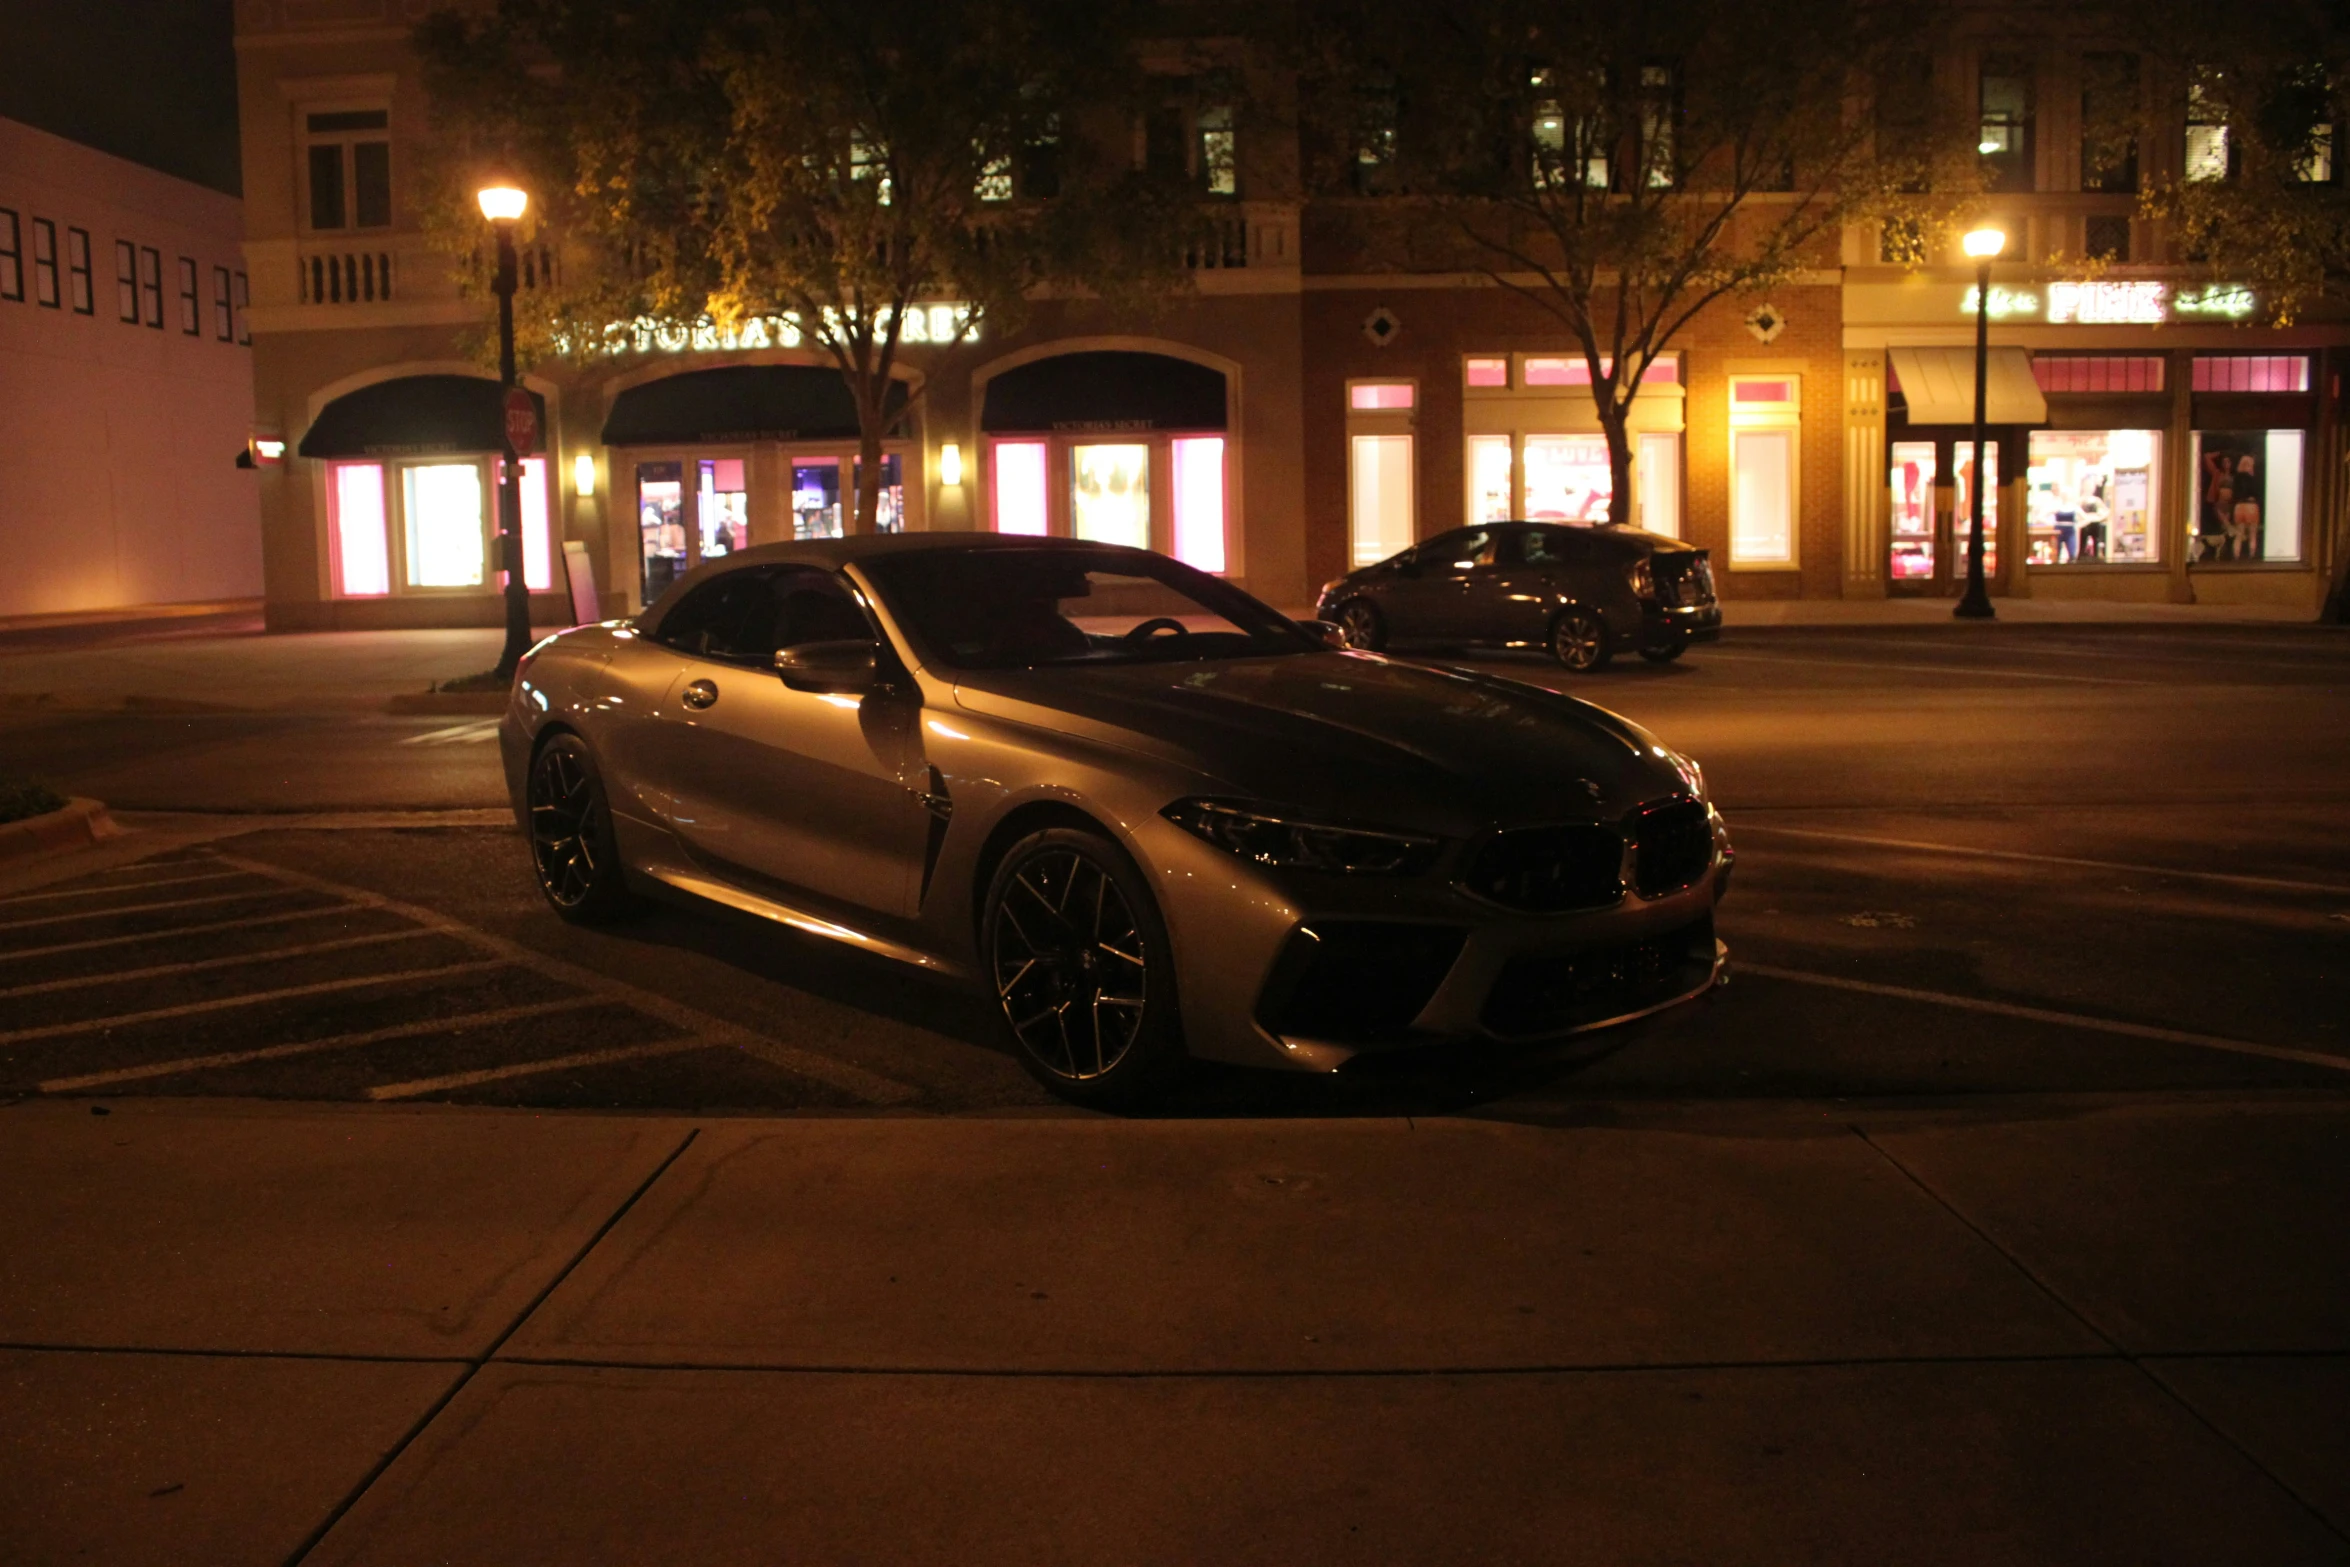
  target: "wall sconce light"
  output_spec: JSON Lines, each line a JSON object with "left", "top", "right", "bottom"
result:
{"left": 573, "top": 452, "right": 597, "bottom": 497}
{"left": 939, "top": 442, "right": 963, "bottom": 487}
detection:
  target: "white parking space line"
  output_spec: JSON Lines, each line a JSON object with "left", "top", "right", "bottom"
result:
{"left": 1739, "top": 962, "right": 2350, "bottom": 1074}
{"left": 1757, "top": 631, "right": 2350, "bottom": 676}
{"left": 40, "top": 997, "right": 612, "bottom": 1092}
{"left": 0, "top": 959, "right": 508, "bottom": 1046}
{"left": 0, "top": 927, "right": 440, "bottom": 1000}
{"left": 210, "top": 854, "right": 921, "bottom": 1105}
{"left": 399, "top": 719, "right": 503, "bottom": 746}
{"left": 1701, "top": 648, "right": 2151, "bottom": 686}
{"left": 0, "top": 899, "right": 386, "bottom": 964}
{"left": 0, "top": 886, "right": 317, "bottom": 934}
{"left": 1734, "top": 824, "right": 2350, "bottom": 898}
{"left": 0, "top": 869, "right": 250, "bottom": 907}
{"left": 365, "top": 1037, "right": 714, "bottom": 1100}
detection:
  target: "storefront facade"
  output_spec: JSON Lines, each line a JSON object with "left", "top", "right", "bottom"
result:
{"left": 1844, "top": 271, "right": 2343, "bottom": 611}
{"left": 234, "top": 6, "right": 2343, "bottom": 629}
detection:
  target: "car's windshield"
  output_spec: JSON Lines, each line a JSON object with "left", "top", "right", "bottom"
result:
{"left": 862, "top": 545, "right": 1315, "bottom": 671}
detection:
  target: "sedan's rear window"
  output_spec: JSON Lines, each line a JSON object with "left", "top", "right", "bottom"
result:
{"left": 864, "top": 546, "right": 1313, "bottom": 670}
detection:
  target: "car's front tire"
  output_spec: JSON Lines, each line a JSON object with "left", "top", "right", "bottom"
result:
{"left": 525, "top": 732, "right": 641, "bottom": 923}
{"left": 983, "top": 826, "right": 1185, "bottom": 1108}
{"left": 1331, "top": 598, "right": 1386, "bottom": 651}
{"left": 1550, "top": 607, "right": 1613, "bottom": 672}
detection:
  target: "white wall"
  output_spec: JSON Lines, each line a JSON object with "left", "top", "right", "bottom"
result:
{"left": 0, "top": 116, "right": 261, "bottom": 617}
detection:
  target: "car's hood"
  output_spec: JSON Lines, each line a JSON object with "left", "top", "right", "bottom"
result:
{"left": 951, "top": 652, "right": 1692, "bottom": 830}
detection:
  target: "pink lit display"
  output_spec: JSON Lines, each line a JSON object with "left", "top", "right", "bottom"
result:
{"left": 992, "top": 440, "right": 1049, "bottom": 535}
{"left": 1171, "top": 436, "right": 1227, "bottom": 572}
{"left": 521, "top": 457, "right": 552, "bottom": 589}
{"left": 2191, "top": 356, "right": 2310, "bottom": 393}
{"left": 1349, "top": 382, "right": 1415, "bottom": 411}
{"left": 332, "top": 463, "right": 389, "bottom": 596}
{"left": 1464, "top": 357, "right": 1508, "bottom": 388}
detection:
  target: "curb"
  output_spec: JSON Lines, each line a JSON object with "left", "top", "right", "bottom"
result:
{"left": 0, "top": 798, "right": 122, "bottom": 864}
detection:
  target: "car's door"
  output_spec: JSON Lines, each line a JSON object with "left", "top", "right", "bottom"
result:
{"left": 1380, "top": 528, "right": 1497, "bottom": 643}
{"left": 1505, "top": 526, "right": 1597, "bottom": 641}
{"left": 645, "top": 565, "right": 931, "bottom": 918}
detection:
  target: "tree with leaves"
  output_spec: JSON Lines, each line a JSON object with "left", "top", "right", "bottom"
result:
{"left": 1304, "top": 0, "right": 1957, "bottom": 525}
{"left": 414, "top": 0, "right": 1199, "bottom": 533}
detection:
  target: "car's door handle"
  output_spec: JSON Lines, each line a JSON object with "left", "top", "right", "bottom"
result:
{"left": 681, "top": 678, "right": 718, "bottom": 711}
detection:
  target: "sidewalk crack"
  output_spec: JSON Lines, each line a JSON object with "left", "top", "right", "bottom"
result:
{"left": 278, "top": 1124, "right": 700, "bottom": 1567}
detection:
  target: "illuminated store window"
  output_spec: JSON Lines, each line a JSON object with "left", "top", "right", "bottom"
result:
{"left": 1638, "top": 432, "right": 1680, "bottom": 537}
{"left": 2034, "top": 355, "right": 2164, "bottom": 394}
{"left": 698, "top": 458, "right": 750, "bottom": 559}
{"left": 792, "top": 459, "right": 843, "bottom": 539}
{"left": 1071, "top": 443, "right": 1150, "bottom": 549}
{"left": 2191, "top": 430, "right": 2303, "bottom": 562}
{"left": 1888, "top": 441, "right": 1937, "bottom": 581}
{"left": 1727, "top": 375, "right": 1800, "bottom": 567}
{"left": 330, "top": 463, "right": 390, "bottom": 596}
{"left": 1350, "top": 435, "right": 1414, "bottom": 566}
{"left": 1523, "top": 434, "right": 1612, "bottom": 522}
{"left": 638, "top": 461, "right": 687, "bottom": 600}
{"left": 2191, "top": 355, "right": 2309, "bottom": 393}
{"left": 1464, "top": 357, "right": 1508, "bottom": 389}
{"left": 1349, "top": 382, "right": 1414, "bottom": 411}
{"left": 1171, "top": 436, "right": 1226, "bottom": 572}
{"left": 856, "top": 453, "right": 906, "bottom": 534}
{"left": 517, "top": 457, "right": 553, "bottom": 590}
{"left": 403, "top": 463, "right": 486, "bottom": 588}
{"left": 2027, "top": 430, "right": 2161, "bottom": 564}
{"left": 1467, "top": 434, "right": 1513, "bottom": 523}
{"left": 991, "top": 441, "right": 1049, "bottom": 535}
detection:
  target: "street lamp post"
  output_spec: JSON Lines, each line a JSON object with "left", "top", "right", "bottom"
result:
{"left": 479, "top": 182, "right": 533, "bottom": 678}
{"left": 1954, "top": 224, "right": 2006, "bottom": 621}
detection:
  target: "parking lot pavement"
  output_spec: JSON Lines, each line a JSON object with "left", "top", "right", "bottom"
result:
{"left": 4, "top": 1097, "right": 2344, "bottom": 1565}
{"left": 0, "top": 843, "right": 918, "bottom": 1111}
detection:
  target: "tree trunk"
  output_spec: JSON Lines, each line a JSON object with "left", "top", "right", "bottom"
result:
{"left": 1601, "top": 405, "right": 1635, "bottom": 528}
{"left": 852, "top": 391, "right": 886, "bottom": 536}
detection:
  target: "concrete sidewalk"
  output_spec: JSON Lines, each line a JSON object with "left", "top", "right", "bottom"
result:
{"left": 4, "top": 1095, "right": 2344, "bottom": 1564}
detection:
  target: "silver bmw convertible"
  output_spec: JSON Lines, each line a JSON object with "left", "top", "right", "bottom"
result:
{"left": 501, "top": 534, "right": 1731, "bottom": 1105}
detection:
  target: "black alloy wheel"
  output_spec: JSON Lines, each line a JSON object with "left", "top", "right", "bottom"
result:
{"left": 1332, "top": 598, "right": 1386, "bottom": 651}
{"left": 526, "top": 732, "right": 640, "bottom": 922}
{"left": 1550, "top": 607, "right": 1612, "bottom": 672}
{"left": 984, "top": 826, "right": 1184, "bottom": 1107}
{"left": 1639, "top": 639, "right": 1687, "bottom": 664}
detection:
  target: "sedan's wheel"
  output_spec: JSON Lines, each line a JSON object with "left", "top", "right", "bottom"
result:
{"left": 1639, "top": 639, "right": 1687, "bottom": 664}
{"left": 526, "top": 733, "right": 640, "bottom": 923}
{"left": 985, "top": 827, "right": 1184, "bottom": 1108}
{"left": 1332, "top": 599, "right": 1386, "bottom": 651}
{"left": 1550, "top": 607, "right": 1612, "bottom": 672}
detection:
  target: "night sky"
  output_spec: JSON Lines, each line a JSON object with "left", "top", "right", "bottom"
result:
{"left": 1, "top": 0, "right": 242, "bottom": 194}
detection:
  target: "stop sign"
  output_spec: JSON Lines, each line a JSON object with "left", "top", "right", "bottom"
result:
{"left": 503, "top": 387, "right": 539, "bottom": 457}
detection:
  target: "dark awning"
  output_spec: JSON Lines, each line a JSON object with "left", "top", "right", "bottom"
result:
{"left": 298, "top": 375, "right": 546, "bottom": 459}
{"left": 601, "top": 365, "right": 906, "bottom": 446}
{"left": 981, "top": 351, "right": 1226, "bottom": 433}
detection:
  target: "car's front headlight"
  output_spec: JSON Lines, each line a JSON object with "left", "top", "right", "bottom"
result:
{"left": 1163, "top": 799, "right": 1440, "bottom": 875}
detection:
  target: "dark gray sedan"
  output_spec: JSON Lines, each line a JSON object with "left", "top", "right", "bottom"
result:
{"left": 1315, "top": 521, "right": 1722, "bottom": 670}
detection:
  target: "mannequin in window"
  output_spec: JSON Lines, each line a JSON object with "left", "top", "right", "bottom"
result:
{"left": 2228, "top": 454, "right": 2261, "bottom": 559}
{"left": 2074, "top": 472, "right": 2111, "bottom": 562}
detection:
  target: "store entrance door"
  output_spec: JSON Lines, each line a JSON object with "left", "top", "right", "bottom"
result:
{"left": 1887, "top": 430, "right": 2013, "bottom": 596}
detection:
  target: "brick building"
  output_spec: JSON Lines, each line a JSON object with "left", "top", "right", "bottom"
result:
{"left": 231, "top": 2, "right": 2342, "bottom": 629}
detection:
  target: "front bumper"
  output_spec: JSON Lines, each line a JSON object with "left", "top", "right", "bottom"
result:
{"left": 1146, "top": 806, "right": 1734, "bottom": 1073}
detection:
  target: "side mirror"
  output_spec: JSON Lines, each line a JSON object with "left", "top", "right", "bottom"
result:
{"left": 1299, "top": 619, "right": 1348, "bottom": 650}
{"left": 775, "top": 639, "right": 880, "bottom": 694}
